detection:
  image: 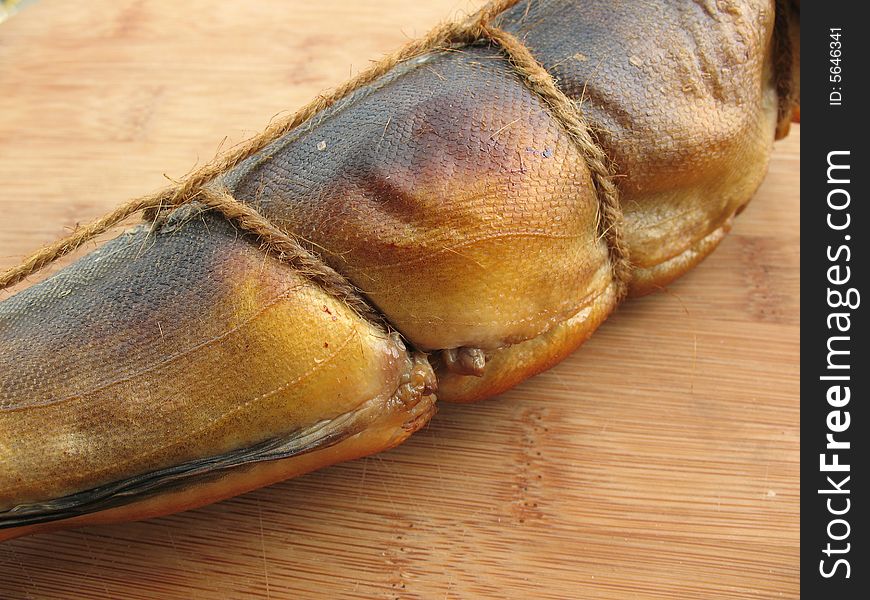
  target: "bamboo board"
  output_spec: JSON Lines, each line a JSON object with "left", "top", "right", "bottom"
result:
{"left": 0, "top": 1, "right": 800, "bottom": 598}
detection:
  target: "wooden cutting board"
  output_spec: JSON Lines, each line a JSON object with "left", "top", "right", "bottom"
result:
{"left": 0, "top": 1, "right": 799, "bottom": 598}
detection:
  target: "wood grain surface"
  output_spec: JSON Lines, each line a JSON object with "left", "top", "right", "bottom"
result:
{"left": 0, "top": 1, "right": 799, "bottom": 598}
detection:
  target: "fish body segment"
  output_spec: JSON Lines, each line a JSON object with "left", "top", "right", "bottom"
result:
{"left": 0, "top": 0, "right": 799, "bottom": 538}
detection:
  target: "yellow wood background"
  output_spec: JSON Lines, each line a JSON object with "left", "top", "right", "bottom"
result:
{"left": 0, "top": 1, "right": 799, "bottom": 598}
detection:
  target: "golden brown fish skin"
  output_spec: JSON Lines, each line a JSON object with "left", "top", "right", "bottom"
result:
{"left": 0, "top": 0, "right": 801, "bottom": 538}
{"left": 436, "top": 281, "right": 617, "bottom": 403}
{"left": 0, "top": 214, "right": 434, "bottom": 514}
{"left": 230, "top": 0, "right": 795, "bottom": 399}
{"left": 323, "top": 107, "right": 612, "bottom": 353}
{"left": 231, "top": 45, "right": 613, "bottom": 354}
{"left": 437, "top": 0, "right": 796, "bottom": 387}
{"left": 0, "top": 391, "right": 436, "bottom": 542}
{"left": 495, "top": 0, "right": 782, "bottom": 293}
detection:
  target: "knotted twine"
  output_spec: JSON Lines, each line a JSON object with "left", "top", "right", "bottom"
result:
{"left": 0, "top": 0, "right": 631, "bottom": 310}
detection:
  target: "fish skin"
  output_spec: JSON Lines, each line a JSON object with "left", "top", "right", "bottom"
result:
{"left": 496, "top": 0, "right": 784, "bottom": 292}
{"left": 0, "top": 0, "right": 799, "bottom": 537}
{"left": 1, "top": 212, "right": 435, "bottom": 532}
{"left": 228, "top": 43, "right": 612, "bottom": 354}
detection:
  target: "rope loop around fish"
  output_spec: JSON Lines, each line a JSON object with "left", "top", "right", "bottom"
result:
{"left": 0, "top": 0, "right": 631, "bottom": 303}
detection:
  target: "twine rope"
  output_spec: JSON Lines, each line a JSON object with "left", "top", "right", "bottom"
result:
{"left": 0, "top": 0, "right": 630, "bottom": 304}
{"left": 772, "top": 0, "right": 797, "bottom": 126}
